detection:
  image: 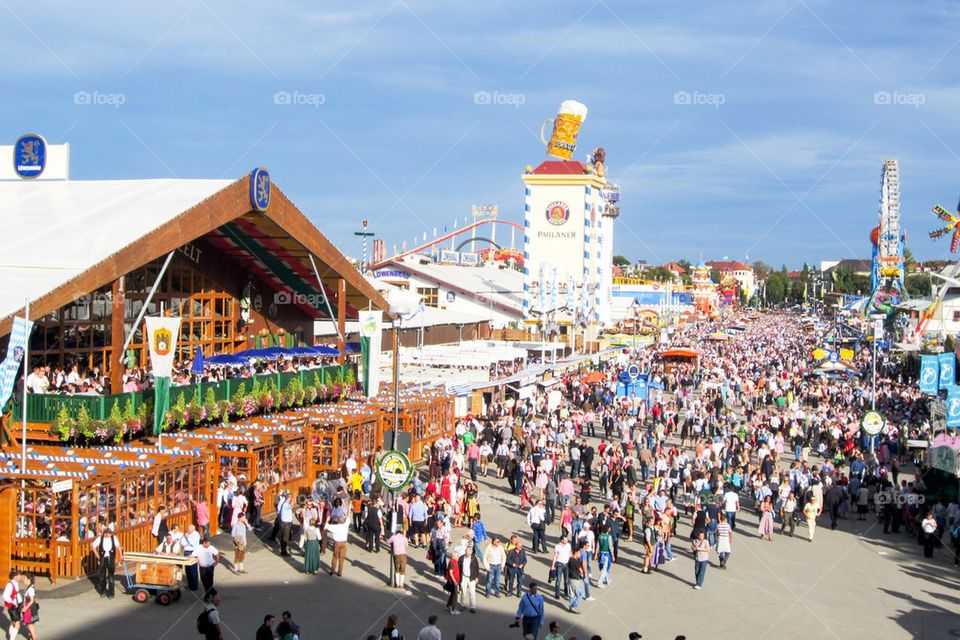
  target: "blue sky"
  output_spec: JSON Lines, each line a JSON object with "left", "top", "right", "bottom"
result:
{"left": 2, "top": 0, "right": 959, "bottom": 268}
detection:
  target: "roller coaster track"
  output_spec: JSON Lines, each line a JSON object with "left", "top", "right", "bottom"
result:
{"left": 372, "top": 219, "right": 524, "bottom": 268}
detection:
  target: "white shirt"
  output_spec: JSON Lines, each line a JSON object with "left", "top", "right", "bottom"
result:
{"left": 325, "top": 520, "right": 349, "bottom": 543}
{"left": 723, "top": 491, "right": 740, "bottom": 512}
{"left": 192, "top": 545, "right": 220, "bottom": 568}
{"left": 921, "top": 518, "right": 937, "bottom": 534}
{"left": 417, "top": 625, "right": 442, "bottom": 640}
{"left": 554, "top": 541, "right": 572, "bottom": 565}
{"left": 527, "top": 505, "right": 546, "bottom": 526}
{"left": 92, "top": 535, "right": 115, "bottom": 553}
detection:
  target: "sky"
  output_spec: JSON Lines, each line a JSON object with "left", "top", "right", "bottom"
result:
{"left": 2, "top": 0, "right": 959, "bottom": 269}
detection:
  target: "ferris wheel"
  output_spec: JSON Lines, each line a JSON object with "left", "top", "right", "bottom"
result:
{"left": 868, "top": 159, "right": 905, "bottom": 315}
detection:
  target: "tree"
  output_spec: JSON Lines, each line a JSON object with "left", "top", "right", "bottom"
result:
{"left": 613, "top": 255, "right": 631, "bottom": 268}
{"left": 752, "top": 260, "right": 772, "bottom": 280}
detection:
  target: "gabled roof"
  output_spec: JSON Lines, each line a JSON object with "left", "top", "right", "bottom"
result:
{"left": 529, "top": 160, "right": 588, "bottom": 175}
{"left": 0, "top": 179, "right": 231, "bottom": 322}
{"left": 663, "top": 261, "right": 686, "bottom": 273}
{"left": 706, "top": 260, "right": 752, "bottom": 272}
{"left": 0, "top": 176, "right": 390, "bottom": 335}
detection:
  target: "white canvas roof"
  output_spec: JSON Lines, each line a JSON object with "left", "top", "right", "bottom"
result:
{"left": 0, "top": 178, "right": 232, "bottom": 321}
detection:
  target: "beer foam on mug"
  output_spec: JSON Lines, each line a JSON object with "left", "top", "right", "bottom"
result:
{"left": 558, "top": 100, "right": 588, "bottom": 121}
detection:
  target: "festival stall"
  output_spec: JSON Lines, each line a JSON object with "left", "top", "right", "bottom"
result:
{"left": 0, "top": 444, "right": 210, "bottom": 581}
{"left": 160, "top": 417, "right": 312, "bottom": 534}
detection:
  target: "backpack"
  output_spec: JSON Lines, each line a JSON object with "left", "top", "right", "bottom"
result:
{"left": 197, "top": 607, "right": 213, "bottom": 634}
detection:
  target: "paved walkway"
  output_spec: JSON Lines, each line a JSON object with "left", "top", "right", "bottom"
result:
{"left": 25, "top": 455, "right": 960, "bottom": 640}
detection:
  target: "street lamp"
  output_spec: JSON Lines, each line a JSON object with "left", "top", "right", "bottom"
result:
{"left": 385, "top": 299, "right": 410, "bottom": 587}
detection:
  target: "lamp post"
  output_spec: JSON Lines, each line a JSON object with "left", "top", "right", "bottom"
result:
{"left": 354, "top": 219, "right": 375, "bottom": 273}
{"left": 386, "top": 300, "right": 409, "bottom": 587}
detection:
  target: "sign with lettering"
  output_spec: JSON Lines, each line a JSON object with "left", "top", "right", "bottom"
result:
{"left": 13, "top": 133, "right": 46, "bottom": 179}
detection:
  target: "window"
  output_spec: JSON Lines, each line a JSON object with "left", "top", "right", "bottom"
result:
{"left": 416, "top": 287, "right": 439, "bottom": 308}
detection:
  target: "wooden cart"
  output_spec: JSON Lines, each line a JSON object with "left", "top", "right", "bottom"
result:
{"left": 121, "top": 552, "right": 197, "bottom": 605}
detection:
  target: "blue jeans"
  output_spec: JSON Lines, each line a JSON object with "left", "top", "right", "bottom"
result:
{"left": 726, "top": 511, "right": 737, "bottom": 530}
{"left": 664, "top": 541, "right": 674, "bottom": 561}
{"left": 706, "top": 527, "right": 717, "bottom": 548}
{"left": 553, "top": 562, "right": 569, "bottom": 598}
{"left": 571, "top": 460, "right": 581, "bottom": 478}
{"left": 568, "top": 578, "right": 585, "bottom": 609}
{"left": 694, "top": 559, "right": 708, "bottom": 587}
{"left": 506, "top": 567, "right": 523, "bottom": 596}
{"left": 794, "top": 445, "right": 803, "bottom": 460}
{"left": 486, "top": 564, "right": 502, "bottom": 596}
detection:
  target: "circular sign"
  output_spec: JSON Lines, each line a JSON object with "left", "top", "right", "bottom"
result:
{"left": 14, "top": 133, "right": 46, "bottom": 179}
{"left": 250, "top": 167, "right": 271, "bottom": 211}
{"left": 545, "top": 201, "right": 570, "bottom": 226}
{"left": 921, "top": 366, "right": 937, "bottom": 386}
{"left": 377, "top": 450, "right": 414, "bottom": 492}
{"left": 828, "top": 351, "right": 839, "bottom": 363}
{"left": 861, "top": 410, "right": 885, "bottom": 436}
{"left": 626, "top": 364, "right": 640, "bottom": 380}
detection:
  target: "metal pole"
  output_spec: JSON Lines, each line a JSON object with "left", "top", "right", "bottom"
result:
{"left": 388, "top": 317, "right": 400, "bottom": 587}
{"left": 20, "top": 299, "right": 29, "bottom": 475}
{"left": 120, "top": 251, "right": 175, "bottom": 360}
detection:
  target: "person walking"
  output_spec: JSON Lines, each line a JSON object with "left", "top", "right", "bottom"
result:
{"left": 803, "top": 497, "right": 819, "bottom": 542}
{"left": 276, "top": 611, "right": 301, "bottom": 640}
{"left": 21, "top": 572, "right": 38, "bottom": 640}
{"left": 325, "top": 515, "right": 349, "bottom": 577}
{"left": 193, "top": 537, "right": 220, "bottom": 602}
{"left": 514, "top": 582, "right": 545, "bottom": 639}
{"left": 276, "top": 491, "right": 295, "bottom": 557}
{"left": 780, "top": 492, "right": 797, "bottom": 537}
{"left": 303, "top": 519, "right": 322, "bottom": 575}
{"left": 921, "top": 511, "right": 938, "bottom": 558}
{"left": 3, "top": 570, "right": 22, "bottom": 640}
{"left": 445, "top": 552, "right": 462, "bottom": 615}
{"left": 483, "top": 537, "right": 505, "bottom": 597}
{"left": 757, "top": 495, "right": 775, "bottom": 541}
{"left": 231, "top": 512, "right": 251, "bottom": 573}
{"left": 566, "top": 551, "right": 587, "bottom": 614}
{"left": 199, "top": 590, "right": 223, "bottom": 640}
{"left": 364, "top": 498, "right": 385, "bottom": 553}
{"left": 550, "top": 534, "right": 571, "bottom": 600}
{"left": 716, "top": 512, "right": 733, "bottom": 569}
{"left": 527, "top": 501, "right": 548, "bottom": 553}
{"left": 506, "top": 539, "right": 528, "bottom": 597}
{"left": 388, "top": 527, "right": 409, "bottom": 590}
{"left": 722, "top": 486, "right": 740, "bottom": 531}
{"left": 381, "top": 613, "right": 402, "bottom": 639}
{"left": 92, "top": 526, "right": 122, "bottom": 598}
{"left": 595, "top": 525, "right": 613, "bottom": 587}
{"left": 691, "top": 531, "right": 710, "bottom": 590}
{"left": 458, "top": 545, "right": 480, "bottom": 614}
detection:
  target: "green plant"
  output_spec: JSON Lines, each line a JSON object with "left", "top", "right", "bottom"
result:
{"left": 234, "top": 381, "right": 248, "bottom": 401}
{"left": 204, "top": 387, "right": 220, "bottom": 422}
{"left": 344, "top": 367, "right": 356, "bottom": 388}
{"left": 168, "top": 392, "right": 188, "bottom": 430}
{"left": 76, "top": 404, "right": 94, "bottom": 440}
{"left": 54, "top": 406, "right": 74, "bottom": 442}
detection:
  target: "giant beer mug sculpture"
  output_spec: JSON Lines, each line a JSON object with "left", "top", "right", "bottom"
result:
{"left": 540, "top": 100, "right": 588, "bottom": 160}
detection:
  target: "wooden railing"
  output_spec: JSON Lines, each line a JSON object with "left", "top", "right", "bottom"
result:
{"left": 10, "top": 365, "right": 355, "bottom": 424}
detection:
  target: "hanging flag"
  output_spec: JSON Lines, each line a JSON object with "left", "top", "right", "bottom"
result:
{"left": 145, "top": 316, "right": 182, "bottom": 435}
{"left": 358, "top": 310, "right": 383, "bottom": 397}
{"left": 550, "top": 266, "right": 559, "bottom": 311}
{"left": 567, "top": 274, "right": 576, "bottom": 310}
{"left": 538, "top": 263, "right": 547, "bottom": 312}
{"left": 0, "top": 316, "right": 34, "bottom": 409}
{"left": 948, "top": 386, "right": 960, "bottom": 428}
{"left": 920, "top": 354, "right": 940, "bottom": 395}
{"left": 939, "top": 352, "right": 956, "bottom": 389}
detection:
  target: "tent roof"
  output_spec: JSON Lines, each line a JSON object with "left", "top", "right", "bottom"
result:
{"left": 0, "top": 179, "right": 231, "bottom": 321}
{"left": 0, "top": 176, "right": 390, "bottom": 334}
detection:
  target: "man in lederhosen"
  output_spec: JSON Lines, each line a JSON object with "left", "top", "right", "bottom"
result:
{"left": 91, "top": 525, "right": 123, "bottom": 598}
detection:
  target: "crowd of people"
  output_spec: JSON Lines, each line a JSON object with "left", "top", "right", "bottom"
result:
{"left": 56, "top": 308, "right": 959, "bottom": 640}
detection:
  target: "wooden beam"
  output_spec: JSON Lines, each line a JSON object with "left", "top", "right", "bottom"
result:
{"left": 110, "top": 277, "right": 125, "bottom": 394}
{"left": 337, "top": 278, "right": 346, "bottom": 363}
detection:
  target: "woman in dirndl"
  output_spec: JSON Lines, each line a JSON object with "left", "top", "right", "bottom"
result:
{"left": 302, "top": 519, "right": 321, "bottom": 575}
